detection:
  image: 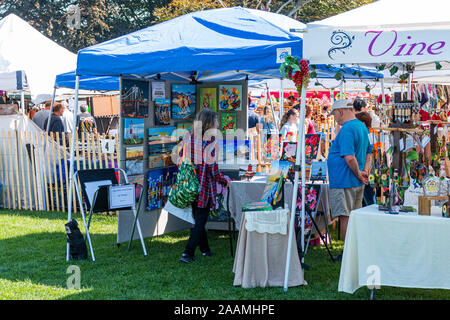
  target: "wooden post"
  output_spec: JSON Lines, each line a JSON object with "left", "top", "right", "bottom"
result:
{"left": 86, "top": 132, "right": 92, "bottom": 170}
{"left": 96, "top": 133, "right": 103, "bottom": 169}
{"left": 13, "top": 131, "right": 21, "bottom": 210}
{"left": 50, "top": 133, "right": 60, "bottom": 211}
{"left": 62, "top": 133, "right": 70, "bottom": 212}
{"left": 256, "top": 132, "right": 262, "bottom": 173}
{"left": 18, "top": 131, "right": 28, "bottom": 210}
{"left": 81, "top": 131, "right": 87, "bottom": 170}
{"left": 1, "top": 131, "right": 11, "bottom": 209}
{"left": 33, "top": 132, "right": 44, "bottom": 211}
{"left": 29, "top": 132, "right": 38, "bottom": 210}
{"left": 7, "top": 131, "right": 17, "bottom": 210}
{"left": 46, "top": 134, "right": 54, "bottom": 211}
{"left": 25, "top": 132, "right": 33, "bottom": 211}
{"left": 40, "top": 132, "right": 49, "bottom": 212}
{"left": 55, "top": 132, "right": 65, "bottom": 212}
{"left": 109, "top": 134, "right": 115, "bottom": 168}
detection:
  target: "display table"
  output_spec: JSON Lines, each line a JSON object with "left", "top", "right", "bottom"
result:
{"left": 228, "top": 179, "right": 331, "bottom": 230}
{"left": 233, "top": 209, "right": 306, "bottom": 288}
{"left": 339, "top": 204, "right": 450, "bottom": 294}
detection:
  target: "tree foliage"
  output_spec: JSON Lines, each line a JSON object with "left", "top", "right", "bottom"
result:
{"left": 0, "top": 0, "right": 374, "bottom": 52}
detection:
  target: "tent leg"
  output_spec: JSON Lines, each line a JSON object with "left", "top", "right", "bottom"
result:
{"left": 283, "top": 86, "right": 307, "bottom": 292}
{"left": 266, "top": 84, "right": 279, "bottom": 129}
{"left": 66, "top": 76, "right": 80, "bottom": 262}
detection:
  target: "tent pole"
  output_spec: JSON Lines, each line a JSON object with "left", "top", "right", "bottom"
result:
{"left": 20, "top": 90, "right": 25, "bottom": 116}
{"left": 266, "top": 84, "right": 279, "bottom": 130}
{"left": 66, "top": 75, "right": 80, "bottom": 261}
{"left": 46, "top": 86, "right": 57, "bottom": 133}
{"left": 381, "top": 78, "right": 386, "bottom": 110}
{"left": 283, "top": 84, "right": 307, "bottom": 292}
{"left": 280, "top": 79, "right": 284, "bottom": 120}
{"left": 339, "top": 81, "right": 344, "bottom": 100}
{"left": 407, "top": 73, "right": 412, "bottom": 100}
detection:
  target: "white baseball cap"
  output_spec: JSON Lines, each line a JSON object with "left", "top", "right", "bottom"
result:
{"left": 330, "top": 99, "right": 353, "bottom": 113}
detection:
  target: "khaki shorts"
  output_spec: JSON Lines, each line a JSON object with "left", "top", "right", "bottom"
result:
{"left": 329, "top": 186, "right": 364, "bottom": 218}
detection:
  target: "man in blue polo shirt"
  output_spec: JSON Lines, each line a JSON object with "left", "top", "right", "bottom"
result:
{"left": 328, "top": 99, "right": 372, "bottom": 243}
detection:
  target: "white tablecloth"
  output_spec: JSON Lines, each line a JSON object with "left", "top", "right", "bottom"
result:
{"left": 228, "top": 180, "right": 331, "bottom": 230}
{"left": 339, "top": 204, "right": 450, "bottom": 294}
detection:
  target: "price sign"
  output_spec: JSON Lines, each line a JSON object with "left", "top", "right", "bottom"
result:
{"left": 101, "top": 139, "right": 115, "bottom": 154}
{"left": 109, "top": 184, "right": 135, "bottom": 209}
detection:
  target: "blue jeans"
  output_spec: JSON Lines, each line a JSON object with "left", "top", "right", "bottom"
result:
{"left": 363, "top": 185, "right": 375, "bottom": 207}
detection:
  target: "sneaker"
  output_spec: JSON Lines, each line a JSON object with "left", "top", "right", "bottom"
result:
{"left": 201, "top": 250, "right": 214, "bottom": 257}
{"left": 180, "top": 253, "right": 198, "bottom": 263}
{"left": 334, "top": 253, "right": 343, "bottom": 262}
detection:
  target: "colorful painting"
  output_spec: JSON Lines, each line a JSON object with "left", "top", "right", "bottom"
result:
{"left": 154, "top": 98, "right": 171, "bottom": 126}
{"left": 219, "top": 139, "right": 250, "bottom": 164}
{"left": 309, "top": 161, "right": 327, "bottom": 181}
{"left": 219, "top": 85, "right": 242, "bottom": 111}
{"left": 295, "top": 184, "right": 322, "bottom": 233}
{"left": 263, "top": 132, "right": 282, "bottom": 161}
{"left": 148, "top": 126, "right": 177, "bottom": 143}
{"left": 123, "top": 118, "right": 145, "bottom": 145}
{"left": 281, "top": 134, "right": 321, "bottom": 163}
{"left": 148, "top": 142, "right": 177, "bottom": 169}
{"left": 125, "top": 146, "right": 144, "bottom": 175}
{"left": 220, "top": 112, "right": 237, "bottom": 134}
{"left": 128, "top": 175, "right": 144, "bottom": 200}
{"left": 199, "top": 88, "right": 217, "bottom": 112}
{"left": 260, "top": 160, "right": 291, "bottom": 206}
{"left": 173, "top": 122, "right": 193, "bottom": 142}
{"left": 121, "top": 79, "right": 150, "bottom": 118}
{"left": 147, "top": 166, "right": 178, "bottom": 211}
{"left": 171, "top": 84, "right": 196, "bottom": 120}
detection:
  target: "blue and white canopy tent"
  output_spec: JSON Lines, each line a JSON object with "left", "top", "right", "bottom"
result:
{"left": 67, "top": 6, "right": 383, "bottom": 262}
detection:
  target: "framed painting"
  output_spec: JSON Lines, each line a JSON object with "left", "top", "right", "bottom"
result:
{"left": 199, "top": 87, "right": 217, "bottom": 112}
{"left": 147, "top": 166, "right": 178, "bottom": 211}
{"left": 125, "top": 146, "right": 144, "bottom": 175}
{"left": 154, "top": 98, "right": 171, "bottom": 126}
{"left": 121, "top": 79, "right": 150, "bottom": 118}
{"left": 220, "top": 112, "right": 237, "bottom": 134}
{"left": 123, "top": 118, "right": 145, "bottom": 145}
{"left": 171, "top": 84, "right": 196, "bottom": 120}
{"left": 219, "top": 84, "right": 242, "bottom": 111}
{"left": 148, "top": 142, "right": 177, "bottom": 169}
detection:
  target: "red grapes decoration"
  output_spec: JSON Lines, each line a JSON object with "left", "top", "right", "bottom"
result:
{"left": 280, "top": 56, "right": 310, "bottom": 96}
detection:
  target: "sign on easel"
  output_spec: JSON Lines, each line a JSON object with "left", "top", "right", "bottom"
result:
{"left": 109, "top": 184, "right": 136, "bottom": 209}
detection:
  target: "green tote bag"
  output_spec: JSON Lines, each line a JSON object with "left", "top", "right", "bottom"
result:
{"left": 168, "top": 142, "right": 200, "bottom": 208}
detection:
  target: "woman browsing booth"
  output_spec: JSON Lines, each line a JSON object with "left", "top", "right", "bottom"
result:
{"left": 178, "top": 108, "right": 229, "bottom": 263}
{"left": 279, "top": 108, "right": 299, "bottom": 142}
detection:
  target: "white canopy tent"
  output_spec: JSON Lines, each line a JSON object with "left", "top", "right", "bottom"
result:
{"left": 0, "top": 14, "right": 76, "bottom": 101}
{"left": 284, "top": 0, "right": 450, "bottom": 291}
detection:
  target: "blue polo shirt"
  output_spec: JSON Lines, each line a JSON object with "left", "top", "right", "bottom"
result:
{"left": 328, "top": 119, "right": 372, "bottom": 189}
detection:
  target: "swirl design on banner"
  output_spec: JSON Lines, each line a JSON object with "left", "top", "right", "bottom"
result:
{"left": 328, "top": 30, "right": 355, "bottom": 60}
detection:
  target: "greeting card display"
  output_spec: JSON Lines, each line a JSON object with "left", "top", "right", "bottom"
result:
{"left": 199, "top": 88, "right": 217, "bottom": 112}
{"left": 154, "top": 98, "right": 171, "bottom": 126}
{"left": 219, "top": 85, "right": 242, "bottom": 111}
{"left": 220, "top": 112, "right": 237, "bottom": 134}
{"left": 121, "top": 79, "right": 149, "bottom": 118}
{"left": 171, "top": 84, "right": 196, "bottom": 120}
{"left": 123, "top": 118, "right": 145, "bottom": 145}
{"left": 147, "top": 166, "right": 178, "bottom": 211}
{"left": 260, "top": 160, "right": 291, "bottom": 206}
{"left": 125, "top": 146, "right": 144, "bottom": 175}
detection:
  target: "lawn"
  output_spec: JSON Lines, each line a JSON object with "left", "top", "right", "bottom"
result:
{"left": 0, "top": 209, "right": 449, "bottom": 300}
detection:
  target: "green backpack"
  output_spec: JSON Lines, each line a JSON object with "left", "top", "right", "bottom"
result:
{"left": 168, "top": 145, "right": 200, "bottom": 208}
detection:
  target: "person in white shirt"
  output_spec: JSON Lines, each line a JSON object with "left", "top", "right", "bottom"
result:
{"left": 61, "top": 101, "right": 74, "bottom": 133}
{"left": 279, "top": 108, "right": 299, "bottom": 142}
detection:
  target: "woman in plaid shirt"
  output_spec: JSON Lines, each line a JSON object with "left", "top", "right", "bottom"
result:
{"left": 180, "top": 109, "right": 229, "bottom": 263}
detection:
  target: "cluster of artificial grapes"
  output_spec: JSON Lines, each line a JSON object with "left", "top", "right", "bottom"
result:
{"left": 292, "top": 71, "right": 304, "bottom": 88}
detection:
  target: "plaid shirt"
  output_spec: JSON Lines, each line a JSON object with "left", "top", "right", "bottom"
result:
{"left": 180, "top": 135, "right": 227, "bottom": 209}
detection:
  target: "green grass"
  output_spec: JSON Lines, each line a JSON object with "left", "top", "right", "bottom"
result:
{"left": 0, "top": 209, "right": 449, "bottom": 300}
